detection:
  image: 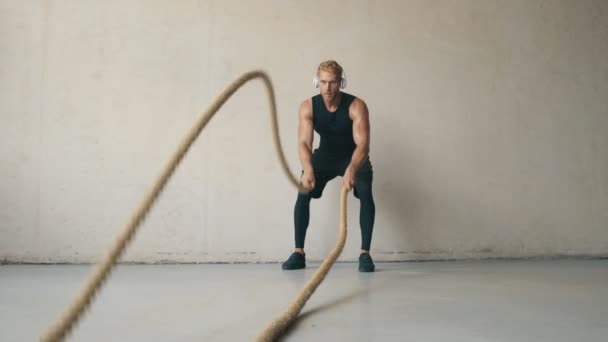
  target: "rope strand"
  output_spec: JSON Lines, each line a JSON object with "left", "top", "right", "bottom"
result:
{"left": 41, "top": 70, "right": 347, "bottom": 342}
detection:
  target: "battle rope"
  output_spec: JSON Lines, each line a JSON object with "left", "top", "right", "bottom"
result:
{"left": 41, "top": 70, "right": 348, "bottom": 342}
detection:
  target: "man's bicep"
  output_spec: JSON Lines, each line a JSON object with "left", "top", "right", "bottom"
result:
{"left": 298, "top": 100, "right": 314, "bottom": 147}
{"left": 352, "top": 100, "right": 370, "bottom": 148}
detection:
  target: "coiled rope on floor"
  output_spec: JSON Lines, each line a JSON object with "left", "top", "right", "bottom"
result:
{"left": 41, "top": 70, "right": 348, "bottom": 342}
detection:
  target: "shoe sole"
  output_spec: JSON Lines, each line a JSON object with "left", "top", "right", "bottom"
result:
{"left": 359, "top": 265, "right": 375, "bottom": 272}
{"left": 282, "top": 265, "right": 306, "bottom": 270}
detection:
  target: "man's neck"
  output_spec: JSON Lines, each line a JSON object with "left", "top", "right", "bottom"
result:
{"left": 323, "top": 92, "right": 342, "bottom": 112}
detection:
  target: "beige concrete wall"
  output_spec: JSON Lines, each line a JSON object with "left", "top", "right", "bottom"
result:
{"left": 1, "top": 0, "right": 607, "bottom": 263}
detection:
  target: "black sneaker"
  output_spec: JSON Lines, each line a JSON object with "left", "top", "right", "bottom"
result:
{"left": 359, "top": 253, "right": 375, "bottom": 272}
{"left": 282, "top": 252, "right": 306, "bottom": 270}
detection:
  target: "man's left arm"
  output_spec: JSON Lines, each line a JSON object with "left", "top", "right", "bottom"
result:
{"left": 344, "top": 98, "right": 370, "bottom": 191}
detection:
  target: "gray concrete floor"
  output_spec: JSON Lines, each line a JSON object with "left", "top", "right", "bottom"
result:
{"left": 1, "top": 259, "right": 607, "bottom": 341}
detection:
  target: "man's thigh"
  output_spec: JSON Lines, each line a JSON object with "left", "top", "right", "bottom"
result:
{"left": 354, "top": 159, "right": 373, "bottom": 199}
{"left": 300, "top": 153, "right": 339, "bottom": 198}
{"left": 307, "top": 170, "right": 337, "bottom": 198}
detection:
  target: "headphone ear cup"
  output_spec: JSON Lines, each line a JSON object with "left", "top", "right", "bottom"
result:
{"left": 313, "top": 74, "right": 319, "bottom": 88}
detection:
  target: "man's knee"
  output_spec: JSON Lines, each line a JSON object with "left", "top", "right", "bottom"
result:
{"left": 353, "top": 171, "right": 373, "bottom": 199}
{"left": 354, "top": 187, "right": 373, "bottom": 200}
{"left": 295, "top": 192, "right": 312, "bottom": 206}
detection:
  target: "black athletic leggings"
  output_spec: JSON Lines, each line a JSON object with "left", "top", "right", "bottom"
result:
{"left": 294, "top": 156, "right": 375, "bottom": 251}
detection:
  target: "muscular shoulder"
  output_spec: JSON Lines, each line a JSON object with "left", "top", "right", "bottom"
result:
{"left": 349, "top": 97, "right": 369, "bottom": 119}
{"left": 299, "top": 98, "right": 313, "bottom": 120}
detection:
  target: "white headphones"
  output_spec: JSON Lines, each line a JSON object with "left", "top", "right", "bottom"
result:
{"left": 313, "top": 69, "right": 347, "bottom": 89}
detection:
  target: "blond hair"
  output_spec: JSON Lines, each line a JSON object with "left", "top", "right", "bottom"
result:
{"left": 316, "top": 60, "right": 343, "bottom": 79}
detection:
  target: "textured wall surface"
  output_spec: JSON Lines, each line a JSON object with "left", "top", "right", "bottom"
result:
{"left": 1, "top": 0, "right": 607, "bottom": 262}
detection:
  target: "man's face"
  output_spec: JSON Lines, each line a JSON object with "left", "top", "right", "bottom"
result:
{"left": 318, "top": 70, "right": 340, "bottom": 101}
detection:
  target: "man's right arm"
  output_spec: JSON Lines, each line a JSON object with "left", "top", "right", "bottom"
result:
{"left": 298, "top": 99, "right": 314, "bottom": 173}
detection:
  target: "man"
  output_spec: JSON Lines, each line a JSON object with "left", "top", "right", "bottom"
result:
{"left": 282, "top": 60, "right": 376, "bottom": 272}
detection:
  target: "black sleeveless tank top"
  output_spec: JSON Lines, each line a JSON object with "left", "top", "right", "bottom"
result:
{"left": 312, "top": 92, "right": 357, "bottom": 159}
